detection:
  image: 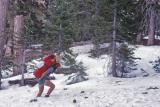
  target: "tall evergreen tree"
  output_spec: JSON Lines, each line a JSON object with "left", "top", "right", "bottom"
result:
{"left": 102, "top": 0, "right": 139, "bottom": 77}
{"left": 44, "top": 0, "right": 75, "bottom": 51}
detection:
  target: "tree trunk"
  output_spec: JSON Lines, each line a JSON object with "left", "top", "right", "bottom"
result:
{"left": 111, "top": 0, "right": 118, "bottom": 77}
{"left": 95, "top": 0, "right": 100, "bottom": 16}
{"left": 8, "top": 76, "right": 55, "bottom": 87}
{"left": 0, "top": 0, "right": 9, "bottom": 90}
{"left": 13, "top": 15, "right": 24, "bottom": 76}
{"left": 147, "top": 1, "right": 157, "bottom": 45}
{"left": 58, "top": 23, "right": 63, "bottom": 54}
{"left": 147, "top": 10, "right": 156, "bottom": 45}
{"left": 92, "top": 0, "right": 100, "bottom": 57}
{"left": 6, "top": 5, "right": 15, "bottom": 57}
{"left": 136, "top": 32, "right": 143, "bottom": 44}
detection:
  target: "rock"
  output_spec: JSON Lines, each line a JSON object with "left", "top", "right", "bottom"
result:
{"left": 30, "top": 99, "right": 37, "bottom": 102}
{"left": 84, "top": 96, "right": 88, "bottom": 99}
{"left": 64, "top": 88, "right": 68, "bottom": 90}
{"left": 142, "top": 92, "right": 148, "bottom": 94}
{"left": 81, "top": 91, "right": 85, "bottom": 93}
{"left": 147, "top": 86, "right": 159, "bottom": 90}
{"left": 115, "top": 81, "right": 122, "bottom": 83}
{"left": 73, "top": 99, "right": 77, "bottom": 103}
{"left": 143, "top": 74, "right": 149, "bottom": 77}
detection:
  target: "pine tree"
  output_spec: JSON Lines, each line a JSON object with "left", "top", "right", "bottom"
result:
{"left": 44, "top": 0, "right": 75, "bottom": 51}
{"left": 151, "top": 57, "right": 160, "bottom": 73}
{"left": 44, "top": 0, "right": 85, "bottom": 77}
{"left": 116, "top": 44, "right": 138, "bottom": 77}
{"left": 103, "top": 0, "right": 139, "bottom": 77}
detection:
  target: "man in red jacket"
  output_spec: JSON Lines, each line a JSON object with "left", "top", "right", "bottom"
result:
{"left": 34, "top": 53, "right": 61, "bottom": 97}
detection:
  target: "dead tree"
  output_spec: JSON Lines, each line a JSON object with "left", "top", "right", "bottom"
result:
{"left": 0, "top": 0, "right": 9, "bottom": 89}
{"left": 8, "top": 76, "right": 55, "bottom": 87}
{"left": 13, "top": 15, "right": 24, "bottom": 76}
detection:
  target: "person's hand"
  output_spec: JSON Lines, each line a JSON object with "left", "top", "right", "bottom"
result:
{"left": 55, "top": 68, "right": 62, "bottom": 74}
{"left": 51, "top": 58, "right": 56, "bottom": 62}
{"left": 36, "top": 78, "right": 41, "bottom": 82}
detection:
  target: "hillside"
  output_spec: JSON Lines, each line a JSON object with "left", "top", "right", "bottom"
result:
{"left": 0, "top": 45, "right": 160, "bottom": 107}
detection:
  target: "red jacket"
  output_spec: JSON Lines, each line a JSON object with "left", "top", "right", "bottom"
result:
{"left": 34, "top": 55, "right": 60, "bottom": 79}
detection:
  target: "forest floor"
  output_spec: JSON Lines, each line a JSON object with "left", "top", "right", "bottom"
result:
{"left": 1, "top": 45, "right": 160, "bottom": 107}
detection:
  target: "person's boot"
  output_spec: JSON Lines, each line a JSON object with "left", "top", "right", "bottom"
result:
{"left": 45, "top": 94, "right": 50, "bottom": 97}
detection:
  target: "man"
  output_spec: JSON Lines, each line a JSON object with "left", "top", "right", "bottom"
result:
{"left": 34, "top": 53, "right": 61, "bottom": 97}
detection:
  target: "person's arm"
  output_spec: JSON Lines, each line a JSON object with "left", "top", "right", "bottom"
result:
{"left": 54, "top": 67, "right": 63, "bottom": 74}
{"left": 51, "top": 62, "right": 61, "bottom": 73}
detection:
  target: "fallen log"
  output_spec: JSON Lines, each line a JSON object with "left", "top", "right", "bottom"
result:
{"left": 8, "top": 76, "right": 56, "bottom": 87}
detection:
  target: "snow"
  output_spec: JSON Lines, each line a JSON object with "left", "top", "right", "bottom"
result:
{"left": 1, "top": 44, "right": 160, "bottom": 107}
{"left": 70, "top": 43, "right": 109, "bottom": 54}
{"left": 76, "top": 54, "right": 110, "bottom": 77}
{"left": 1, "top": 75, "right": 160, "bottom": 107}
{"left": 1, "top": 67, "right": 13, "bottom": 78}
{"left": 70, "top": 44, "right": 94, "bottom": 54}
{"left": 143, "top": 35, "right": 160, "bottom": 40}
{"left": 134, "top": 45, "right": 160, "bottom": 76}
{"left": 32, "top": 59, "right": 44, "bottom": 68}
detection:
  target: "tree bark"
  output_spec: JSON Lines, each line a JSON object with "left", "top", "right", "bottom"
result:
{"left": 147, "top": 0, "right": 157, "bottom": 45}
{"left": 93, "top": 0, "right": 100, "bottom": 57}
{"left": 136, "top": 32, "right": 143, "bottom": 44}
{"left": 147, "top": 8, "right": 156, "bottom": 45}
{"left": 5, "top": 5, "right": 15, "bottom": 57}
{"left": 0, "top": 0, "right": 9, "bottom": 90}
{"left": 8, "top": 76, "right": 55, "bottom": 86}
{"left": 111, "top": 0, "right": 118, "bottom": 77}
{"left": 13, "top": 15, "right": 24, "bottom": 76}
{"left": 58, "top": 23, "right": 63, "bottom": 54}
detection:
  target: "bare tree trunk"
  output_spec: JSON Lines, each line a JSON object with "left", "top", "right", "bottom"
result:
{"left": 140, "top": 0, "right": 158, "bottom": 45}
{"left": 136, "top": 32, "right": 143, "bottom": 44}
{"left": 6, "top": 5, "right": 15, "bottom": 57}
{"left": 58, "top": 23, "right": 63, "bottom": 54}
{"left": 147, "top": 7, "right": 156, "bottom": 45}
{"left": 13, "top": 15, "right": 24, "bottom": 76}
{"left": 146, "top": 0, "right": 158, "bottom": 45}
{"left": 93, "top": 0, "right": 100, "bottom": 56}
{"left": 95, "top": 0, "right": 100, "bottom": 16}
{"left": 0, "top": 0, "right": 9, "bottom": 90}
{"left": 111, "top": 0, "right": 117, "bottom": 77}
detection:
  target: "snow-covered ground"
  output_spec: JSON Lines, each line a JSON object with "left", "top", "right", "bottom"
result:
{"left": 134, "top": 45, "right": 160, "bottom": 76}
{"left": 0, "top": 45, "right": 160, "bottom": 107}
